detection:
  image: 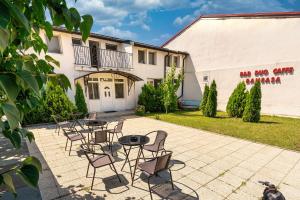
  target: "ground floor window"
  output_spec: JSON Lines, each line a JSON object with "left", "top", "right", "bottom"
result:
{"left": 147, "top": 78, "right": 162, "bottom": 88}
{"left": 88, "top": 78, "right": 99, "bottom": 99}
{"left": 115, "top": 79, "right": 124, "bottom": 99}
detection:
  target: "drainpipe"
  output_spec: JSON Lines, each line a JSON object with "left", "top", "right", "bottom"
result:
{"left": 178, "top": 54, "right": 186, "bottom": 99}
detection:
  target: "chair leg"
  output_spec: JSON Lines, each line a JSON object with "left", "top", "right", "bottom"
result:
{"left": 110, "top": 164, "right": 121, "bottom": 183}
{"left": 65, "top": 139, "right": 68, "bottom": 151}
{"left": 58, "top": 126, "right": 60, "bottom": 135}
{"left": 86, "top": 163, "right": 90, "bottom": 178}
{"left": 169, "top": 169, "right": 174, "bottom": 190}
{"left": 148, "top": 175, "right": 153, "bottom": 200}
{"left": 91, "top": 168, "right": 96, "bottom": 190}
{"left": 69, "top": 141, "right": 72, "bottom": 155}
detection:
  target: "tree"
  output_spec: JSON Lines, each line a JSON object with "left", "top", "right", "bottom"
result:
{"left": 75, "top": 83, "right": 88, "bottom": 117}
{"left": 200, "top": 84, "right": 209, "bottom": 112}
{"left": 243, "top": 81, "right": 262, "bottom": 122}
{"left": 226, "top": 82, "right": 248, "bottom": 118}
{"left": 0, "top": 0, "right": 93, "bottom": 196}
{"left": 204, "top": 80, "right": 218, "bottom": 117}
{"left": 161, "top": 65, "right": 183, "bottom": 113}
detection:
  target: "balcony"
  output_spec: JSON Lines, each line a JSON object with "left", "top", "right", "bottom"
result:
{"left": 73, "top": 45, "right": 133, "bottom": 70}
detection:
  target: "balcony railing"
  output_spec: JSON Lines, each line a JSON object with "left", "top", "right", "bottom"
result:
{"left": 73, "top": 45, "right": 133, "bottom": 70}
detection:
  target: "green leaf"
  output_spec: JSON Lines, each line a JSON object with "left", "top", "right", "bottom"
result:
{"left": 62, "top": 8, "right": 72, "bottom": 30}
{"left": 19, "top": 129, "right": 35, "bottom": 143}
{"left": 45, "top": 55, "right": 60, "bottom": 67}
{"left": 2, "top": 0, "right": 30, "bottom": 33}
{"left": 17, "top": 165, "right": 39, "bottom": 187}
{"left": 22, "top": 156, "right": 42, "bottom": 172}
{"left": 2, "top": 174, "right": 16, "bottom": 195}
{"left": 0, "top": 28, "right": 10, "bottom": 52}
{"left": 0, "top": 2, "right": 10, "bottom": 28}
{"left": 16, "top": 70, "right": 39, "bottom": 94}
{"left": 2, "top": 102, "right": 20, "bottom": 130}
{"left": 69, "top": 8, "right": 81, "bottom": 30}
{"left": 32, "top": 0, "right": 45, "bottom": 20}
{"left": 0, "top": 73, "right": 19, "bottom": 101}
{"left": 79, "top": 15, "right": 93, "bottom": 42}
{"left": 47, "top": 74, "right": 71, "bottom": 90}
{"left": 44, "top": 21, "right": 53, "bottom": 39}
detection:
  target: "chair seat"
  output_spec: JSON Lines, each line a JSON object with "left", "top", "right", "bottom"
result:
{"left": 69, "top": 134, "right": 85, "bottom": 141}
{"left": 138, "top": 159, "right": 156, "bottom": 175}
{"left": 143, "top": 144, "right": 159, "bottom": 152}
{"left": 58, "top": 121, "right": 70, "bottom": 126}
{"left": 91, "top": 154, "right": 114, "bottom": 167}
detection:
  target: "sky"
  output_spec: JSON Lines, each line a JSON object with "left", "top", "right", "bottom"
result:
{"left": 66, "top": 0, "right": 300, "bottom": 46}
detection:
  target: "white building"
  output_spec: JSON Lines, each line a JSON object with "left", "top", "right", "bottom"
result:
{"left": 45, "top": 27, "right": 187, "bottom": 113}
{"left": 163, "top": 12, "right": 300, "bottom": 117}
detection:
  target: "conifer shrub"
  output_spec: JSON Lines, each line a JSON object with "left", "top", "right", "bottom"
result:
{"left": 226, "top": 82, "right": 247, "bottom": 118}
{"left": 243, "top": 81, "right": 262, "bottom": 122}
{"left": 200, "top": 84, "right": 209, "bottom": 112}
{"left": 138, "top": 84, "right": 163, "bottom": 112}
{"left": 75, "top": 83, "right": 88, "bottom": 117}
{"left": 204, "top": 80, "right": 217, "bottom": 117}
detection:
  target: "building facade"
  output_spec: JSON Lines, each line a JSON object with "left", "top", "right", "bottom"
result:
{"left": 44, "top": 27, "right": 187, "bottom": 113}
{"left": 163, "top": 12, "right": 300, "bottom": 117}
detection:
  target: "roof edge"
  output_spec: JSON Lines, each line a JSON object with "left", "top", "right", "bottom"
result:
{"left": 161, "top": 11, "right": 300, "bottom": 47}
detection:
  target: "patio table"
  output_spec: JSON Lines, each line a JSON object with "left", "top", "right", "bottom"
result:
{"left": 118, "top": 135, "right": 150, "bottom": 185}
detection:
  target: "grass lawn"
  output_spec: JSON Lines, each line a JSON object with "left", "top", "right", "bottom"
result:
{"left": 146, "top": 111, "right": 300, "bottom": 151}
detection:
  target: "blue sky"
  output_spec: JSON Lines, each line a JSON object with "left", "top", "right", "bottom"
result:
{"left": 67, "top": 0, "right": 300, "bottom": 46}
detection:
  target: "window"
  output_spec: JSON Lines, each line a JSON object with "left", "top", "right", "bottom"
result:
{"left": 115, "top": 79, "right": 124, "bottom": 98}
{"left": 47, "top": 36, "right": 61, "bottom": 53}
{"left": 88, "top": 78, "right": 99, "bottom": 99}
{"left": 203, "top": 75, "right": 209, "bottom": 82}
{"left": 72, "top": 38, "right": 82, "bottom": 46}
{"left": 148, "top": 52, "right": 156, "bottom": 65}
{"left": 106, "top": 44, "right": 118, "bottom": 51}
{"left": 165, "top": 55, "right": 171, "bottom": 67}
{"left": 138, "top": 50, "right": 146, "bottom": 64}
{"left": 147, "top": 78, "right": 162, "bottom": 88}
{"left": 147, "top": 79, "right": 154, "bottom": 86}
{"left": 173, "top": 56, "right": 180, "bottom": 68}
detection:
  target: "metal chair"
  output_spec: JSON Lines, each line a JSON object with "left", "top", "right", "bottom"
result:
{"left": 108, "top": 120, "right": 124, "bottom": 147}
{"left": 52, "top": 115, "right": 71, "bottom": 135}
{"left": 143, "top": 130, "right": 168, "bottom": 157}
{"left": 62, "top": 128, "right": 86, "bottom": 155}
{"left": 80, "top": 144, "right": 121, "bottom": 190}
{"left": 137, "top": 151, "right": 174, "bottom": 200}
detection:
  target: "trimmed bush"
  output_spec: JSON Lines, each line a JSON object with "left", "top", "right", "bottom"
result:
{"left": 226, "top": 82, "right": 247, "bottom": 118}
{"left": 138, "top": 84, "right": 164, "bottom": 112}
{"left": 200, "top": 84, "right": 209, "bottom": 112}
{"left": 135, "top": 105, "right": 146, "bottom": 116}
{"left": 75, "top": 83, "right": 88, "bottom": 117}
{"left": 243, "top": 81, "right": 262, "bottom": 122}
{"left": 204, "top": 80, "right": 217, "bottom": 117}
{"left": 44, "top": 81, "right": 76, "bottom": 120}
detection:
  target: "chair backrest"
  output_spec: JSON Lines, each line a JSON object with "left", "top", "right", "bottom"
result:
{"left": 94, "top": 130, "right": 108, "bottom": 143}
{"left": 154, "top": 152, "right": 172, "bottom": 173}
{"left": 88, "top": 112, "right": 97, "bottom": 120}
{"left": 154, "top": 130, "right": 168, "bottom": 150}
{"left": 114, "top": 120, "right": 124, "bottom": 133}
{"left": 51, "top": 115, "right": 59, "bottom": 124}
{"left": 80, "top": 144, "right": 94, "bottom": 163}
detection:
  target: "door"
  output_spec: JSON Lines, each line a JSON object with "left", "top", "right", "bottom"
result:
{"left": 89, "top": 41, "right": 99, "bottom": 67}
{"left": 100, "top": 78, "right": 114, "bottom": 112}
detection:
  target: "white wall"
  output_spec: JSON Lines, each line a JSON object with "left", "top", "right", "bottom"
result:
{"left": 165, "top": 16, "right": 300, "bottom": 116}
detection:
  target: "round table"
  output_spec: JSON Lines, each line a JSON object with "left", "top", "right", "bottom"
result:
{"left": 118, "top": 135, "right": 150, "bottom": 185}
{"left": 86, "top": 119, "right": 107, "bottom": 128}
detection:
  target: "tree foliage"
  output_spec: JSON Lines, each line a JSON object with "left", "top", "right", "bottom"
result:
{"left": 243, "top": 81, "right": 262, "bottom": 122}
{"left": 200, "top": 84, "right": 209, "bottom": 112}
{"left": 226, "top": 82, "right": 248, "bottom": 118}
{"left": 161, "top": 65, "right": 183, "bottom": 113}
{"left": 0, "top": 0, "right": 93, "bottom": 195}
{"left": 75, "top": 83, "right": 88, "bottom": 117}
{"left": 203, "top": 80, "right": 218, "bottom": 117}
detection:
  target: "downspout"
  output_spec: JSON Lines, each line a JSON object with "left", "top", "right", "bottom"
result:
{"left": 178, "top": 54, "right": 186, "bottom": 99}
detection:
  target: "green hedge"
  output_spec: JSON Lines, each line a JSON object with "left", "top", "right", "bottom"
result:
{"left": 203, "top": 80, "right": 217, "bottom": 117}
{"left": 226, "top": 82, "right": 248, "bottom": 118}
{"left": 138, "top": 84, "right": 164, "bottom": 112}
{"left": 200, "top": 84, "right": 209, "bottom": 112}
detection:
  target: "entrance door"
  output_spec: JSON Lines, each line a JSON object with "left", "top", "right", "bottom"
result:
{"left": 89, "top": 41, "right": 99, "bottom": 67}
{"left": 100, "top": 78, "right": 114, "bottom": 112}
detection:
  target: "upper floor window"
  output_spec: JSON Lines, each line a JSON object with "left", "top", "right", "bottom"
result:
{"left": 173, "top": 56, "right": 180, "bottom": 68}
{"left": 138, "top": 50, "right": 146, "bottom": 64}
{"left": 165, "top": 55, "right": 171, "bottom": 67}
{"left": 72, "top": 38, "right": 82, "bottom": 46}
{"left": 148, "top": 52, "right": 156, "bottom": 65}
{"left": 115, "top": 79, "right": 124, "bottom": 99}
{"left": 47, "top": 36, "right": 61, "bottom": 53}
{"left": 106, "top": 44, "right": 118, "bottom": 51}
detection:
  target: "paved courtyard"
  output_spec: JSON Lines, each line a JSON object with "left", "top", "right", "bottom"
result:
{"left": 27, "top": 116, "right": 300, "bottom": 200}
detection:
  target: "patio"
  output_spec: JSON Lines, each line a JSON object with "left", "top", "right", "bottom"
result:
{"left": 27, "top": 116, "right": 300, "bottom": 200}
